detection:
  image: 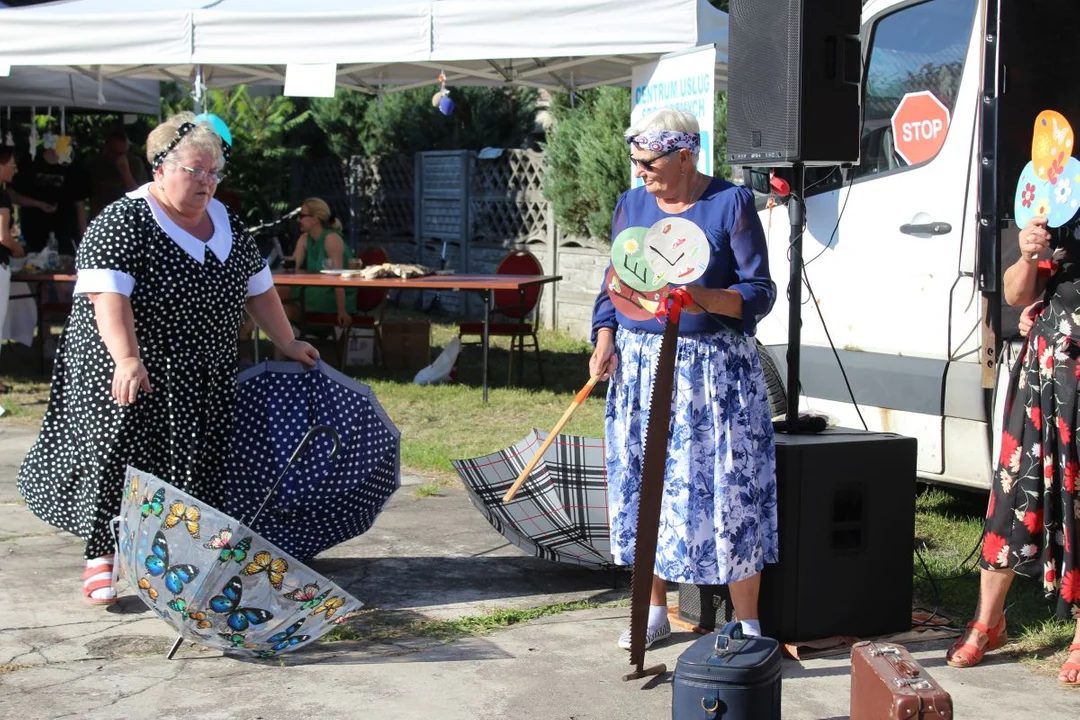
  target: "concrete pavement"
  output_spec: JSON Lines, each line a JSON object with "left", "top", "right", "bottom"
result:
{"left": 1, "top": 424, "right": 1077, "bottom": 719}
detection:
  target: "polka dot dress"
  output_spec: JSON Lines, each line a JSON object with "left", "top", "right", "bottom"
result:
{"left": 226, "top": 363, "right": 401, "bottom": 562}
{"left": 17, "top": 192, "right": 265, "bottom": 560}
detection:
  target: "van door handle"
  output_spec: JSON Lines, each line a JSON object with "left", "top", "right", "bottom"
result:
{"left": 899, "top": 222, "right": 952, "bottom": 236}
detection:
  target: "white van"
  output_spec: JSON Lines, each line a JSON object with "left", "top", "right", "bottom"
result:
{"left": 753, "top": 0, "right": 1066, "bottom": 491}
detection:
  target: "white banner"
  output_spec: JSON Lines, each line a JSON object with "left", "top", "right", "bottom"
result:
{"left": 630, "top": 45, "right": 717, "bottom": 188}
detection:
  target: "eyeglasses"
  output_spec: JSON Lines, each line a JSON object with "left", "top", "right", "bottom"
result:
{"left": 298, "top": 213, "right": 314, "bottom": 219}
{"left": 176, "top": 164, "right": 226, "bottom": 184}
{"left": 629, "top": 148, "right": 679, "bottom": 173}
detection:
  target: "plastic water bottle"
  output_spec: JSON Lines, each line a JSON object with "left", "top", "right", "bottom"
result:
{"left": 46, "top": 232, "right": 59, "bottom": 271}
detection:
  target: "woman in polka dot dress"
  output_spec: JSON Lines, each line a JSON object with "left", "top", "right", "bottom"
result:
{"left": 17, "top": 112, "right": 319, "bottom": 605}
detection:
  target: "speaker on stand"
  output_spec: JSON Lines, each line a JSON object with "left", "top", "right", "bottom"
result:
{"left": 675, "top": 1, "right": 919, "bottom": 642}
{"left": 726, "top": 0, "right": 863, "bottom": 427}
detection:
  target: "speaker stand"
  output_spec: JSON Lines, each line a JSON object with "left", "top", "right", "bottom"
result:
{"left": 784, "top": 164, "right": 805, "bottom": 431}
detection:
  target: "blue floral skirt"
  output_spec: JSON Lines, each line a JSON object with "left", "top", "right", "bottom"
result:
{"left": 606, "top": 326, "right": 779, "bottom": 584}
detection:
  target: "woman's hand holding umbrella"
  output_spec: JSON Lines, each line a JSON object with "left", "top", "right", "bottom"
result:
{"left": 590, "top": 328, "right": 618, "bottom": 381}
{"left": 281, "top": 339, "right": 320, "bottom": 368}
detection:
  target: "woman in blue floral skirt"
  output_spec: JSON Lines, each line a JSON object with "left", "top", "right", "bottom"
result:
{"left": 590, "top": 109, "right": 779, "bottom": 649}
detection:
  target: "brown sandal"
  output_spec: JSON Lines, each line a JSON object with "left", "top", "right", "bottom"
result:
{"left": 1059, "top": 643, "right": 1080, "bottom": 686}
{"left": 82, "top": 561, "right": 117, "bottom": 606}
{"left": 945, "top": 615, "right": 1007, "bottom": 668}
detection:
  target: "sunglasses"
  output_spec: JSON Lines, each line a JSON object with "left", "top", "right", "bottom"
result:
{"left": 298, "top": 212, "right": 314, "bottom": 218}
{"left": 629, "top": 148, "right": 679, "bottom": 173}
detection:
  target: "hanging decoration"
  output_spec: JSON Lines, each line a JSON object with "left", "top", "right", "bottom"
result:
{"left": 431, "top": 72, "right": 454, "bottom": 116}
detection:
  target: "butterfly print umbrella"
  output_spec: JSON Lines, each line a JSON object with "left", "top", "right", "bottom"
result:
{"left": 116, "top": 428, "right": 364, "bottom": 660}
{"left": 226, "top": 360, "right": 401, "bottom": 562}
{"left": 451, "top": 431, "right": 613, "bottom": 569}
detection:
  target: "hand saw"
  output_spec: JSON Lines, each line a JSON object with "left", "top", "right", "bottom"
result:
{"left": 623, "top": 287, "right": 691, "bottom": 682}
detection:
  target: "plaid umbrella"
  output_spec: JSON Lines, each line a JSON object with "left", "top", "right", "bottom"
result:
{"left": 116, "top": 457, "right": 363, "bottom": 660}
{"left": 452, "top": 431, "right": 612, "bottom": 568}
{"left": 226, "top": 361, "right": 400, "bottom": 562}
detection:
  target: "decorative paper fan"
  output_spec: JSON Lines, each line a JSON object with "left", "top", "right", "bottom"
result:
{"left": 1014, "top": 110, "right": 1080, "bottom": 229}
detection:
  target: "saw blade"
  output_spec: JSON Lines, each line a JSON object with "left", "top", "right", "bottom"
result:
{"left": 626, "top": 294, "right": 684, "bottom": 674}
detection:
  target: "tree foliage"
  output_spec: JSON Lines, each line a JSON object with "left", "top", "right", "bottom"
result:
{"left": 164, "top": 85, "right": 311, "bottom": 223}
{"left": 309, "top": 86, "right": 539, "bottom": 159}
{"left": 542, "top": 87, "right": 631, "bottom": 242}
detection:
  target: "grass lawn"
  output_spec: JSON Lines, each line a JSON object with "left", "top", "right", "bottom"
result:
{"left": 2, "top": 315, "right": 1076, "bottom": 669}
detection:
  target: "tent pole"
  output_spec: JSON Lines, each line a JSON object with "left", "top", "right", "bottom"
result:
{"left": 192, "top": 65, "right": 205, "bottom": 114}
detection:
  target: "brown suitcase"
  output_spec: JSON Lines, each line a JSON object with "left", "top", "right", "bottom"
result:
{"left": 850, "top": 641, "right": 953, "bottom": 719}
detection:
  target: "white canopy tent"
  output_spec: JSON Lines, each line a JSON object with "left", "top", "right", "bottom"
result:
{"left": 0, "top": 0, "right": 729, "bottom": 94}
{"left": 0, "top": 1, "right": 161, "bottom": 113}
{"left": 0, "top": 67, "right": 161, "bottom": 114}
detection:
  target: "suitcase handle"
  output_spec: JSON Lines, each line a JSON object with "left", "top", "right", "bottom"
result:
{"left": 895, "top": 659, "right": 921, "bottom": 679}
{"left": 714, "top": 621, "right": 745, "bottom": 655}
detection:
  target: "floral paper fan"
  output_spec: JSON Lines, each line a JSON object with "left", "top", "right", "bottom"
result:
{"left": 1015, "top": 110, "right": 1080, "bottom": 228}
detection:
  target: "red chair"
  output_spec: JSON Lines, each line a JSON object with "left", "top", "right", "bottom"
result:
{"left": 458, "top": 249, "right": 545, "bottom": 385}
{"left": 302, "top": 245, "right": 391, "bottom": 369}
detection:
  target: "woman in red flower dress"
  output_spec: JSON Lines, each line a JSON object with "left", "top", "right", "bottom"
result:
{"left": 946, "top": 216, "right": 1080, "bottom": 685}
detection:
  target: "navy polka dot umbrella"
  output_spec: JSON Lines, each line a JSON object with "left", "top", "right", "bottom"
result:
{"left": 225, "top": 360, "right": 401, "bottom": 562}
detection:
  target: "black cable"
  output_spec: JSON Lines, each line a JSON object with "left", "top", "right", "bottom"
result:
{"left": 799, "top": 266, "right": 869, "bottom": 431}
{"left": 803, "top": 170, "right": 855, "bottom": 268}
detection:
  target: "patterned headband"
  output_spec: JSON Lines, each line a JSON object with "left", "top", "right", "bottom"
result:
{"left": 151, "top": 121, "right": 232, "bottom": 170}
{"left": 625, "top": 129, "right": 700, "bottom": 155}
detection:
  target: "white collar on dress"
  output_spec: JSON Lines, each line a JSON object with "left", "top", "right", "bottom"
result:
{"left": 127, "top": 183, "right": 233, "bottom": 264}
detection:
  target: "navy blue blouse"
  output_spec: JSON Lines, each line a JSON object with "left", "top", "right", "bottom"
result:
{"left": 591, "top": 178, "right": 776, "bottom": 342}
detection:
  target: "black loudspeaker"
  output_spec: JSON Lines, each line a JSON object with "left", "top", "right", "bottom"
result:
{"left": 726, "top": 0, "right": 862, "bottom": 166}
{"left": 678, "top": 430, "right": 917, "bottom": 642}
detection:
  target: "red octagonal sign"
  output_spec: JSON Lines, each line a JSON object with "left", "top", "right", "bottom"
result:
{"left": 890, "top": 91, "right": 951, "bottom": 166}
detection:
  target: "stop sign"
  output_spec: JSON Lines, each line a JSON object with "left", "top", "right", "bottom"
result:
{"left": 890, "top": 91, "right": 952, "bottom": 166}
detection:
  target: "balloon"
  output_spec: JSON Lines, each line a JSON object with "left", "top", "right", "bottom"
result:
{"left": 193, "top": 112, "right": 233, "bottom": 147}
{"left": 438, "top": 95, "right": 455, "bottom": 116}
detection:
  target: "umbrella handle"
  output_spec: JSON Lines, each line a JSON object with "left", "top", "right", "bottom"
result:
{"left": 501, "top": 375, "right": 599, "bottom": 504}
{"left": 245, "top": 424, "right": 341, "bottom": 527}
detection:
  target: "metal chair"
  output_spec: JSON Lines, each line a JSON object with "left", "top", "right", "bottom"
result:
{"left": 458, "top": 248, "right": 545, "bottom": 386}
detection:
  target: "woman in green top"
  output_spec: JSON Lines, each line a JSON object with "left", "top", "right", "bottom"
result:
{"left": 290, "top": 197, "right": 356, "bottom": 326}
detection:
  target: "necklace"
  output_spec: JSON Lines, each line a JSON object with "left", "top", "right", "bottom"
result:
{"left": 658, "top": 172, "right": 711, "bottom": 213}
{"left": 690, "top": 171, "right": 711, "bottom": 202}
